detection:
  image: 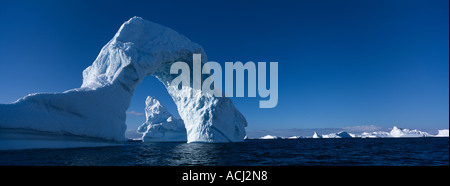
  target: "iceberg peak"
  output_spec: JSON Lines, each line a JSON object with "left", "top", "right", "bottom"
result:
{"left": 143, "top": 96, "right": 172, "bottom": 124}
{"left": 312, "top": 131, "right": 322, "bottom": 138}
{"left": 113, "top": 16, "right": 199, "bottom": 54}
{"left": 137, "top": 96, "right": 187, "bottom": 142}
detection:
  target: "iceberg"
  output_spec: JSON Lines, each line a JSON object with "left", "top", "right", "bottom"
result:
{"left": 0, "top": 17, "right": 247, "bottom": 150}
{"left": 287, "top": 136, "right": 302, "bottom": 139}
{"left": 312, "top": 131, "right": 322, "bottom": 138}
{"left": 137, "top": 96, "right": 187, "bottom": 142}
{"left": 259, "top": 135, "right": 280, "bottom": 139}
{"left": 435, "top": 129, "right": 449, "bottom": 137}
{"left": 389, "top": 126, "right": 430, "bottom": 138}
{"left": 360, "top": 131, "right": 391, "bottom": 138}
{"left": 322, "top": 131, "right": 353, "bottom": 138}
{"left": 359, "top": 126, "right": 433, "bottom": 138}
{"left": 248, "top": 126, "right": 447, "bottom": 140}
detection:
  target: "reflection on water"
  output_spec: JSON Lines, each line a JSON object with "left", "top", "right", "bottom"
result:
{"left": 168, "top": 143, "right": 221, "bottom": 165}
{"left": 136, "top": 142, "right": 238, "bottom": 166}
{"left": 0, "top": 138, "right": 448, "bottom": 166}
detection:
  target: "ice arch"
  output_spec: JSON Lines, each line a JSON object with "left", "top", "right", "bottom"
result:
{"left": 0, "top": 17, "right": 247, "bottom": 145}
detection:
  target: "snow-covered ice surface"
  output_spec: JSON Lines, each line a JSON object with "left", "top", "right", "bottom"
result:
{"left": 137, "top": 96, "right": 187, "bottom": 142}
{"left": 0, "top": 17, "right": 246, "bottom": 150}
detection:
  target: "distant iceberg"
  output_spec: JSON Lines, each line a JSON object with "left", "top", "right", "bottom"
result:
{"left": 389, "top": 126, "right": 431, "bottom": 138}
{"left": 310, "top": 126, "right": 444, "bottom": 139}
{"left": 312, "top": 131, "right": 322, "bottom": 139}
{"left": 252, "top": 126, "right": 448, "bottom": 140}
{"left": 259, "top": 135, "right": 280, "bottom": 139}
{"left": 322, "top": 131, "right": 353, "bottom": 138}
{"left": 435, "top": 129, "right": 449, "bottom": 137}
{"left": 352, "top": 126, "right": 447, "bottom": 138}
{"left": 360, "top": 131, "right": 391, "bottom": 138}
{"left": 287, "top": 136, "right": 302, "bottom": 139}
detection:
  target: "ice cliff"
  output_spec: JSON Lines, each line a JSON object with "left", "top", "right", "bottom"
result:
{"left": 435, "top": 129, "right": 449, "bottom": 137}
{"left": 137, "top": 96, "right": 187, "bottom": 142}
{"left": 0, "top": 17, "right": 247, "bottom": 150}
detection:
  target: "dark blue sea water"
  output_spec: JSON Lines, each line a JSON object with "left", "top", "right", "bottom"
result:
{"left": 0, "top": 138, "right": 448, "bottom": 166}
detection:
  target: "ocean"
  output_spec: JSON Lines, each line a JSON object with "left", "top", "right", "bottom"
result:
{"left": 0, "top": 138, "right": 448, "bottom": 166}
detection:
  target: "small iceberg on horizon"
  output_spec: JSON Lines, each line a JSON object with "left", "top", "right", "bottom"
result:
{"left": 259, "top": 135, "right": 280, "bottom": 139}
{"left": 435, "top": 129, "right": 449, "bottom": 137}
{"left": 322, "top": 131, "right": 353, "bottom": 138}
{"left": 249, "top": 126, "right": 448, "bottom": 140}
{"left": 312, "top": 131, "right": 322, "bottom": 139}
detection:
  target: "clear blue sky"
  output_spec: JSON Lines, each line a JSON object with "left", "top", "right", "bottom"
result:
{"left": 0, "top": 0, "right": 448, "bottom": 131}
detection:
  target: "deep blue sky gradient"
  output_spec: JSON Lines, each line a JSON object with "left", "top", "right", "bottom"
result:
{"left": 0, "top": 0, "right": 448, "bottom": 131}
